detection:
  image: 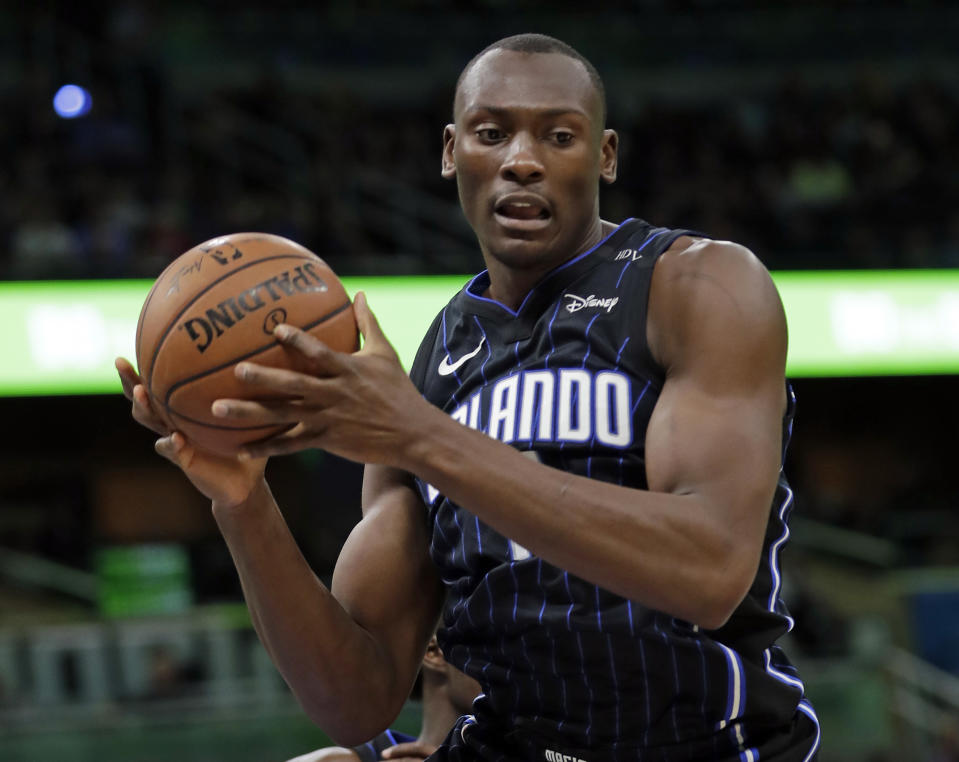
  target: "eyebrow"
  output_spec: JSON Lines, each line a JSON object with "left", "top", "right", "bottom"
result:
{"left": 464, "top": 105, "right": 590, "bottom": 119}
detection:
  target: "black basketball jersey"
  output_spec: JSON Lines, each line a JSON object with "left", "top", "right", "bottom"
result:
{"left": 409, "top": 219, "right": 820, "bottom": 762}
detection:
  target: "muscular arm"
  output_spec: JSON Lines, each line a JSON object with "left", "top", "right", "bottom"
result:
{"left": 402, "top": 240, "right": 784, "bottom": 628}
{"left": 401, "top": 241, "right": 783, "bottom": 627}
{"left": 226, "top": 257, "right": 786, "bottom": 630}
{"left": 212, "top": 465, "right": 443, "bottom": 745}
{"left": 116, "top": 354, "right": 443, "bottom": 744}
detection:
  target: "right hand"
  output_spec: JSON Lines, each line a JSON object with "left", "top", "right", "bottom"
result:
{"left": 115, "top": 357, "right": 267, "bottom": 508}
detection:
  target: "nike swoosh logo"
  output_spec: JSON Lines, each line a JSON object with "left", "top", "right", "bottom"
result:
{"left": 438, "top": 337, "right": 486, "bottom": 376}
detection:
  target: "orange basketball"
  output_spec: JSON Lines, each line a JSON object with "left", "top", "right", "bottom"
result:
{"left": 135, "top": 232, "right": 358, "bottom": 456}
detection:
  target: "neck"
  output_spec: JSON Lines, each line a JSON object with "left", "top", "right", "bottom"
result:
{"left": 483, "top": 218, "right": 617, "bottom": 310}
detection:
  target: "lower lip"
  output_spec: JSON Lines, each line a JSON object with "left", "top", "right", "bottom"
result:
{"left": 493, "top": 211, "right": 552, "bottom": 232}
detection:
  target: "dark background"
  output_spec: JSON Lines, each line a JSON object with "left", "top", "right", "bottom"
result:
{"left": 1, "top": 3, "right": 958, "bottom": 761}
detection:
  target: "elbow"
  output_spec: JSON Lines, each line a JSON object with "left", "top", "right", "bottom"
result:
{"left": 695, "top": 593, "right": 742, "bottom": 631}
{"left": 691, "top": 520, "right": 765, "bottom": 631}
{"left": 327, "top": 726, "right": 388, "bottom": 750}
{"left": 692, "top": 559, "right": 756, "bottom": 631}
{"left": 306, "top": 709, "right": 392, "bottom": 749}
{"left": 296, "top": 690, "right": 399, "bottom": 748}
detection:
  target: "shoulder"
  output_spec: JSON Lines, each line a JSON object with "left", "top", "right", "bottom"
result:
{"left": 653, "top": 235, "right": 778, "bottom": 304}
{"left": 648, "top": 236, "right": 786, "bottom": 372}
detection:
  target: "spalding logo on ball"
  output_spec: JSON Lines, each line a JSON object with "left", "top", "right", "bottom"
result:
{"left": 136, "top": 233, "right": 359, "bottom": 456}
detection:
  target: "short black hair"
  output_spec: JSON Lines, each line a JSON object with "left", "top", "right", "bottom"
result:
{"left": 455, "top": 33, "right": 607, "bottom": 125}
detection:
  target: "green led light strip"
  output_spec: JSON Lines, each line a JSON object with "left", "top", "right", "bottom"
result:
{"left": 0, "top": 270, "right": 957, "bottom": 396}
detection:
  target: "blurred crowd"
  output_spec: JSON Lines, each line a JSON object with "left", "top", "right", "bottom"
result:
{"left": 614, "top": 73, "right": 959, "bottom": 271}
{"left": 1, "top": 14, "right": 957, "bottom": 279}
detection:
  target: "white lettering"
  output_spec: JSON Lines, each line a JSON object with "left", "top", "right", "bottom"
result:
{"left": 563, "top": 293, "right": 619, "bottom": 314}
{"left": 517, "top": 370, "right": 555, "bottom": 441}
{"left": 543, "top": 751, "right": 588, "bottom": 762}
{"left": 488, "top": 375, "right": 520, "bottom": 442}
{"left": 447, "top": 369, "right": 633, "bottom": 449}
{"left": 557, "top": 369, "right": 591, "bottom": 442}
{"left": 467, "top": 392, "right": 481, "bottom": 430}
{"left": 451, "top": 402, "right": 469, "bottom": 426}
{"left": 595, "top": 371, "right": 631, "bottom": 447}
{"left": 509, "top": 539, "right": 531, "bottom": 561}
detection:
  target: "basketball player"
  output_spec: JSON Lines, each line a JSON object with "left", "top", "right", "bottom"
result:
{"left": 286, "top": 636, "right": 481, "bottom": 762}
{"left": 117, "top": 34, "right": 821, "bottom": 761}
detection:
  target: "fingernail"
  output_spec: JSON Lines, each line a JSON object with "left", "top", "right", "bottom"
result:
{"left": 237, "top": 450, "right": 251, "bottom": 461}
{"left": 212, "top": 402, "right": 228, "bottom": 416}
{"left": 274, "top": 325, "right": 291, "bottom": 339}
{"left": 235, "top": 363, "right": 249, "bottom": 378}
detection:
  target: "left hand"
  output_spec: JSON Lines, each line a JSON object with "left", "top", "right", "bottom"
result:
{"left": 210, "top": 291, "right": 439, "bottom": 465}
{"left": 380, "top": 740, "right": 440, "bottom": 762}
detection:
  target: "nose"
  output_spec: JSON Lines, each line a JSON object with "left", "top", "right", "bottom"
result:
{"left": 500, "top": 133, "right": 544, "bottom": 184}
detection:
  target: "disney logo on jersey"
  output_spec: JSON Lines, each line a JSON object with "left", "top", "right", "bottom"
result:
{"left": 563, "top": 293, "right": 619, "bottom": 314}
{"left": 438, "top": 336, "right": 486, "bottom": 376}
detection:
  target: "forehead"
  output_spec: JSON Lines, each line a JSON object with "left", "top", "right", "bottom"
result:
{"left": 455, "top": 49, "right": 600, "bottom": 123}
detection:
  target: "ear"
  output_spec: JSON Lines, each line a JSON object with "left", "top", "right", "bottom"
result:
{"left": 600, "top": 129, "right": 618, "bottom": 184}
{"left": 421, "top": 634, "right": 447, "bottom": 675}
{"left": 441, "top": 124, "right": 457, "bottom": 179}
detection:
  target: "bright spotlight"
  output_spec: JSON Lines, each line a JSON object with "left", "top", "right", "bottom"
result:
{"left": 53, "top": 84, "right": 93, "bottom": 119}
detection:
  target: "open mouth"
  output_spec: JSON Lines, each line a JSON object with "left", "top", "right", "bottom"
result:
{"left": 495, "top": 200, "right": 550, "bottom": 221}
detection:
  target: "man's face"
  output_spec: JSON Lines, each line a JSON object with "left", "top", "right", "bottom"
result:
{"left": 443, "top": 49, "right": 617, "bottom": 273}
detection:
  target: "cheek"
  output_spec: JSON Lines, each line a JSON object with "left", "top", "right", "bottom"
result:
{"left": 454, "top": 153, "right": 492, "bottom": 211}
{"left": 557, "top": 165, "right": 601, "bottom": 211}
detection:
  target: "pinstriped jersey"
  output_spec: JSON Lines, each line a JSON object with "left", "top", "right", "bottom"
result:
{"left": 408, "top": 219, "right": 820, "bottom": 762}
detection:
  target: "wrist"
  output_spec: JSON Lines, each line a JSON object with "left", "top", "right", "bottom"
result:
{"left": 399, "top": 404, "right": 471, "bottom": 482}
{"left": 211, "top": 475, "right": 271, "bottom": 517}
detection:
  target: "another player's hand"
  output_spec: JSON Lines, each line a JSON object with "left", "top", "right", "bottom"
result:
{"left": 380, "top": 740, "right": 439, "bottom": 762}
{"left": 115, "top": 357, "right": 267, "bottom": 508}
{"left": 208, "top": 291, "right": 440, "bottom": 466}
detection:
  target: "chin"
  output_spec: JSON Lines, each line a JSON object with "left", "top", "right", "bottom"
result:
{"left": 486, "top": 237, "right": 558, "bottom": 271}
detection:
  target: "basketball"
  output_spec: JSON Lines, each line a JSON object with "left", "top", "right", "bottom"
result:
{"left": 135, "top": 232, "right": 358, "bottom": 456}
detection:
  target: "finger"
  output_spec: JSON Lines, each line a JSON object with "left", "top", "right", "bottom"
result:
{"left": 115, "top": 357, "right": 141, "bottom": 400}
{"left": 380, "top": 742, "right": 438, "bottom": 761}
{"left": 383, "top": 741, "right": 437, "bottom": 759}
{"left": 132, "top": 384, "right": 170, "bottom": 435}
{"left": 154, "top": 431, "right": 189, "bottom": 466}
{"left": 232, "top": 361, "right": 329, "bottom": 396}
{"left": 238, "top": 422, "right": 327, "bottom": 460}
{"left": 353, "top": 291, "right": 383, "bottom": 348}
{"left": 211, "top": 396, "right": 309, "bottom": 424}
{"left": 354, "top": 292, "right": 400, "bottom": 361}
{"left": 273, "top": 324, "right": 348, "bottom": 374}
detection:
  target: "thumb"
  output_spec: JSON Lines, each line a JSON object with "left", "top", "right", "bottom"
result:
{"left": 354, "top": 291, "right": 394, "bottom": 357}
{"left": 155, "top": 431, "right": 194, "bottom": 469}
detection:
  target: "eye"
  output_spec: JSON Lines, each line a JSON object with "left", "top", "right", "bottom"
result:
{"left": 551, "top": 130, "right": 575, "bottom": 145}
{"left": 476, "top": 127, "right": 506, "bottom": 143}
